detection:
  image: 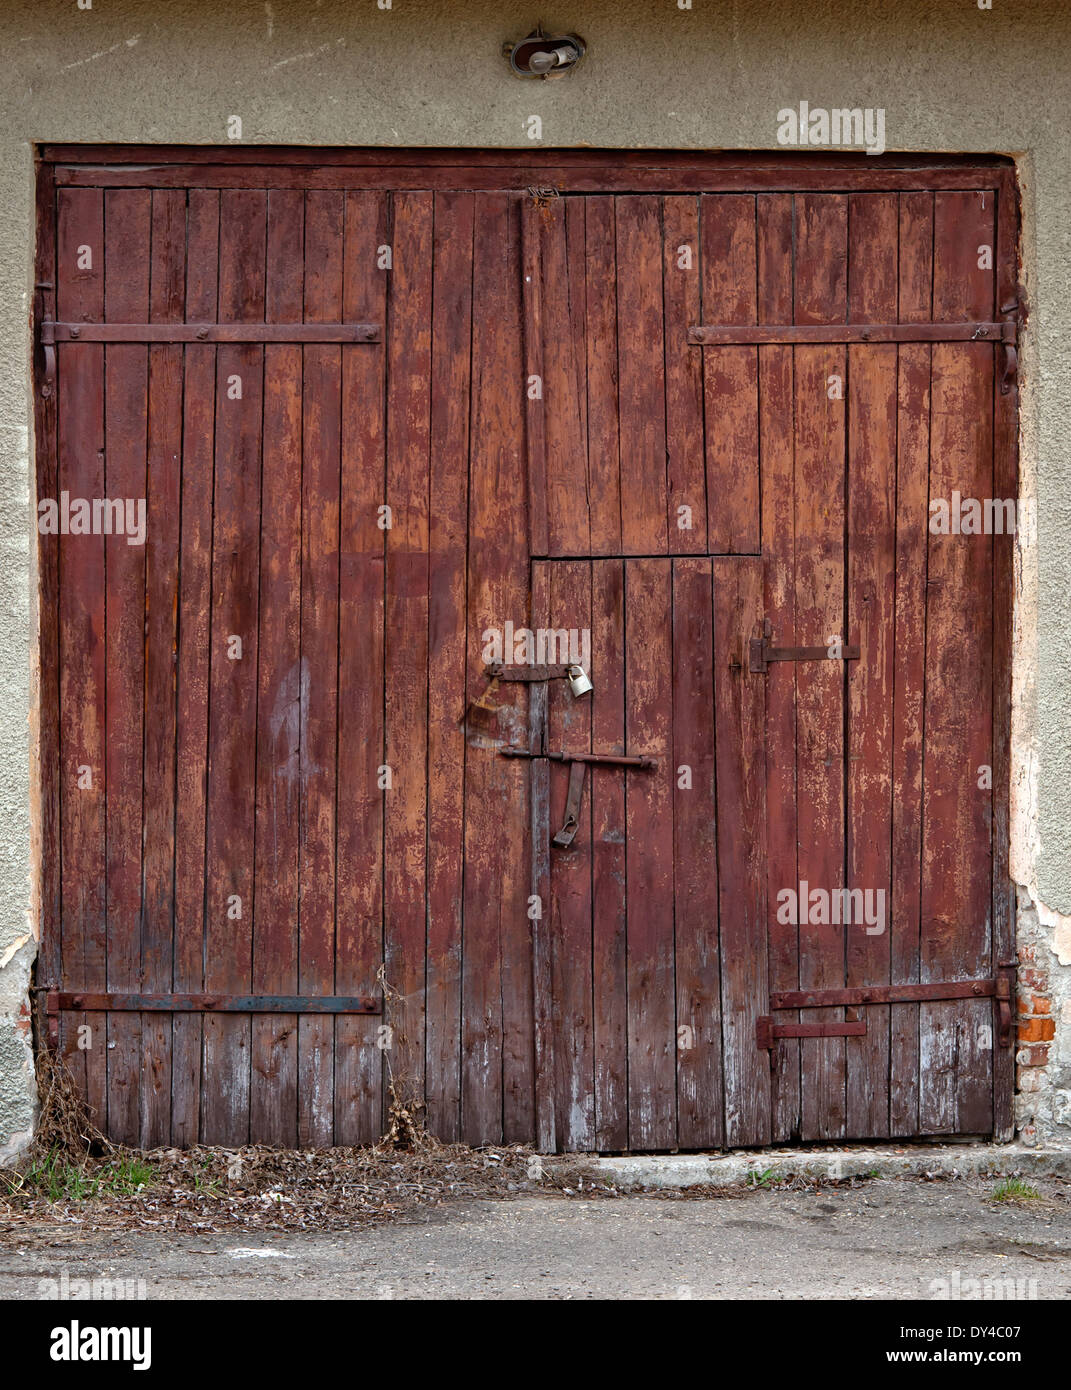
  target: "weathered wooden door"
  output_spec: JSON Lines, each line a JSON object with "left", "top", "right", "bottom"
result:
{"left": 36, "top": 150, "right": 1017, "bottom": 1150}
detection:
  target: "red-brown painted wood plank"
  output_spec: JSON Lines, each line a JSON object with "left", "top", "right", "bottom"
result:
{"left": 756, "top": 192, "right": 800, "bottom": 1140}
{"left": 497, "top": 197, "right": 537, "bottom": 1144}
{"left": 700, "top": 194, "right": 759, "bottom": 554}
{"left": 920, "top": 190, "right": 996, "bottom": 1134}
{"left": 170, "top": 188, "right": 219, "bottom": 1147}
{"left": 625, "top": 559, "right": 676, "bottom": 1148}
{"left": 140, "top": 188, "right": 185, "bottom": 1148}
{"left": 103, "top": 188, "right": 150, "bottom": 1147}
{"left": 462, "top": 193, "right": 529, "bottom": 1144}
{"left": 714, "top": 557, "right": 771, "bottom": 1145}
{"left": 589, "top": 559, "right": 628, "bottom": 1150}
{"left": 34, "top": 166, "right": 61, "bottom": 1005}
{"left": 423, "top": 189, "right": 473, "bottom": 1143}
{"left": 250, "top": 188, "right": 303, "bottom": 1147}
{"left": 297, "top": 190, "right": 344, "bottom": 1146}
{"left": 844, "top": 193, "right": 898, "bottom": 1138}
{"left": 201, "top": 189, "right": 266, "bottom": 1145}
{"left": 383, "top": 190, "right": 432, "bottom": 1134}
{"left": 583, "top": 199, "right": 622, "bottom": 557}
{"left": 889, "top": 192, "right": 933, "bottom": 1139}
{"left": 793, "top": 194, "right": 849, "bottom": 1141}
{"left": 672, "top": 559, "right": 724, "bottom": 1148}
{"left": 545, "top": 561, "right": 595, "bottom": 1150}
{"left": 991, "top": 171, "right": 1019, "bottom": 1140}
{"left": 540, "top": 200, "right": 590, "bottom": 557}
{"left": 662, "top": 198, "right": 707, "bottom": 555}
{"left": 616, "top": 197, "right": 668, "bottom": 556}
{"left": 335, "top": 189, "right": 389, "bottom": 1146}
{"left": 55, "top": 186, "right": 107, "bottom": 1123}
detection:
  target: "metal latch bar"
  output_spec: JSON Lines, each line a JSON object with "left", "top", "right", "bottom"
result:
{"left": 749, "top": 636, "right": 860, "bottom": 674}
{"left": 500, "top": 746, "right": 655, "bottom": 848}
{"left": 756, "top": 1017, "right": 866, "bottom": 1048}
{"left": 688, "top": 322, "right": 1016, "bottom": 346}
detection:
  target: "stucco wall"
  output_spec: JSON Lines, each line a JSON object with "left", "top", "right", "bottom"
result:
{"left": 1, "top": 0, "right": 1068, "bottom": 1153}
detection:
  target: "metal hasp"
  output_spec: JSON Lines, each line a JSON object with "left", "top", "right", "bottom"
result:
{"left": 500, "top": 746, "right": 656, "bottom": 848}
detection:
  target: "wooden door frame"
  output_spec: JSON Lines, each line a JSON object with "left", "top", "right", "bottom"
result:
{"left": 32, "top": 147, "right": 1019, "bottom": 1144}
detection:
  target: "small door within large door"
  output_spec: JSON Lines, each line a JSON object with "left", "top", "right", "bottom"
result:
{"left": 527, "top": 557, "right": 771, "bottom": 1152}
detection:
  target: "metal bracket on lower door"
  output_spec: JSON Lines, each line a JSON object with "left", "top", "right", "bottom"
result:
{"left": 758, "top": 973, "right": 1019, "bottom": 1054}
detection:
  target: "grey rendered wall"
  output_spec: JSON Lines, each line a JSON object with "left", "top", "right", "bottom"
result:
{"left": 0, "top": 0, "right": 1068, "bottom": 1154}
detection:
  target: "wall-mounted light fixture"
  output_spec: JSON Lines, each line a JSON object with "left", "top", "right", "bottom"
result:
{"left": 506, "top": 26, "right": 585, "bottom": 79}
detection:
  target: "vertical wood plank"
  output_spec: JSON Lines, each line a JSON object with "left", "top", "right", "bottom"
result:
{"left": 757, "top": 192, "right": 799, "bottom": 1139}
{"left": 700, "top": 194, "right": 759, "bottom": 553}
{"left": 616, "top": 198, "right": 668, "bottom": 555}
{"left": 335, "top": 190, "right": 389, "bottom": 1146}
{"left": 297, "top": 189, "right": 344, "bottom": 1146}
{"left": 140, "top": 188, "right": 185, "bottom": 1148}
{"left": 584, "top": 199, "right": 622, "bottom": 557}
{"left": 991, "top": 170, "right": 1019, "bottom": 1140}
{"left": 714, "top": 557, "right": 771, "bottom": 1146}
{"left": 663, "top": 198, "right": 707, "bottom": 554}
{"left": 34, "top": 163, "right": 61, "bottom": 1008}
{"left": 202, "top": 189, "right": 265, "bottom": 1145}
{"left": 845, "top": 193, "right": 898, "bottom": 1138}
{"left": 250, "top": 188, "right": 303, "bottom": 1147}
{"left": 545, "top": 561, "right": 595, "bottom": 1150}
{"left": 383, "top": 190, "right": 432, "bottom": 1132}
{"left": 889, "top": 192, "right": 933, "bottom": 1138}
{"left": 103, "top": 188, "right": 150, "bottom": 1147}
{"left": 590, "top": 559, "right": 628, "bottom": 1150}
{"left": 172, "top": 188, "right": 219, "bottom": 1146}
{"left": 56, "top": 186, "right": 107, "bottom": 1122}
{"left": 793, "top": 193, "right": 848, "bottom": 1141}
{"left": 424, "top": 189, "right": 473, "bottom": 1143}
{"left": 522, "top": 200, "right": 548, "bottom": 559}
{"left": 920, "top": 190, "right": 995, "bottom": 1134}
{"left": 625, "top": 558, "right": 676, "bottom": 1148}
{"left": 529, "top": 562, "right": 555, "bottom": 1152}
{"left": 540, "top": 200, "right": 590, "bottom": 556}
{"left": 672, "top": 558, "right": 724, "bottom": 1148}
{"left": 498, "top": 197, "right": 537, "bottom": 1144}
{"left": 462, "top": 193, "right": 529, "bottom": 1144}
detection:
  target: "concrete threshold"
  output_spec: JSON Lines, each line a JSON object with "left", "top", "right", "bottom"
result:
{"left": 584, "top": 1142, "right": 1071, "bottom": 1189}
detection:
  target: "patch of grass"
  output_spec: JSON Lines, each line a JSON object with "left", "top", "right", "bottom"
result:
{"left": 991, "top": 1178, "right": 1041, "bottom": 1203}
{"left": 18, "top": 1149, "right": 154, "bottom": 1202}
{"left": 98, "top": 1155, "right": 154, "bottom": 1195}
{"left": 23, "top": 1148, "right": 98, "bottom": 1201}
{"left": 746, "top": 1167, "right": 776, "bottom": 1189}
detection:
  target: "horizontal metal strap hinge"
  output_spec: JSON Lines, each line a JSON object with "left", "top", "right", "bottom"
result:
{"left": 44, "top": 322, "right": 381, "bottom": 344}
{"left": 46, "top": 991, "right": 380, "bottom": 1014}
{"left": 765, "top": 969, "right": 1016, "bottom": 1049}
{"left": 688, "top": 322, "right": 1016, "bottom": 346}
